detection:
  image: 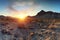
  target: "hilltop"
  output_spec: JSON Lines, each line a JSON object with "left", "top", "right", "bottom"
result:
{"left": 0, "top": 10, "right": 60, "bottom": 40}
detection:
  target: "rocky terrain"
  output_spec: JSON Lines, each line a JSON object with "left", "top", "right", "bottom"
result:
{"left": 0, "top": 10, "right": 60, "bottom": 40}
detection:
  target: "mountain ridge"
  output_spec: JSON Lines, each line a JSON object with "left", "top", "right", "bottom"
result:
{"left": 27, "top": 10, "right": 60, "bottom": 19}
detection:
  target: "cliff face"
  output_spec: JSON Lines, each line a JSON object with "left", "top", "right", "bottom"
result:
{"left": 0, "top": 10, "right": 60, "bottom": 40}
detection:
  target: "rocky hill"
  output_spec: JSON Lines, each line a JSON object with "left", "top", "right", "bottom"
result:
{"left": 35, "top": 10, "right": 60, "bottom": 19}
{"left": 0, "top": 10, "right": 60, "bottom": 40}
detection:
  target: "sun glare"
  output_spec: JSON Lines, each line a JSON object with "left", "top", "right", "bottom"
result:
{"left": 16, "top": 14, "right": 28, "bottom": 20}
{"left": 19, "top": 15, "right": 27, "bottom": 19}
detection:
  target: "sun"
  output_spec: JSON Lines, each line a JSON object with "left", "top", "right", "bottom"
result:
{"left": 16, "top": 14, "right": 28, "bottom": 20}
{"left": 19, "top": 14, "right": 27, "bottom": 19}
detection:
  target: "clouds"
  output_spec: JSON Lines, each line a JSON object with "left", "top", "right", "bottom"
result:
{"left": 8, "top": 0, "right": 36, "bottom": 10}
{"left": 1, "top": 0, "right": 60, "bottom": 16}
{"left": 7, "top": 0, "right": 40, "bottom": 16}
{"left": 10, "top": 0, "right": 35, "bottom": 6}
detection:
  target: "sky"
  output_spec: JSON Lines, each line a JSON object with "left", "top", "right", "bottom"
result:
{"left": 0, "top": 0, "right": 60, "bottom": 17}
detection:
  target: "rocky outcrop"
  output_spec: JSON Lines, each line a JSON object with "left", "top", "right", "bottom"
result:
{"left": 0, "top": 10, "right": 60, "bottom": 40}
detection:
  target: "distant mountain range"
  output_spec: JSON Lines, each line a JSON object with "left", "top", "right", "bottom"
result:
{"left": 28, "top": 10, "right": 60, "bottom": 19}
{"left": 0, "top": 10, "right": 60, "bottom": 19}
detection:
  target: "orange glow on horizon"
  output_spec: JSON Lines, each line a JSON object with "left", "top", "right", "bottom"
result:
{"left": 19, "top": 15, "right": 27, "bottom": 20}
{"left": 15, "top": 14, "right": 28, "bottom": 21}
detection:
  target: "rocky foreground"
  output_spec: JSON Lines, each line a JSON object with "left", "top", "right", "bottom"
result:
{"left": 0, "top": 10, "right": 60, "bottom": 40}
